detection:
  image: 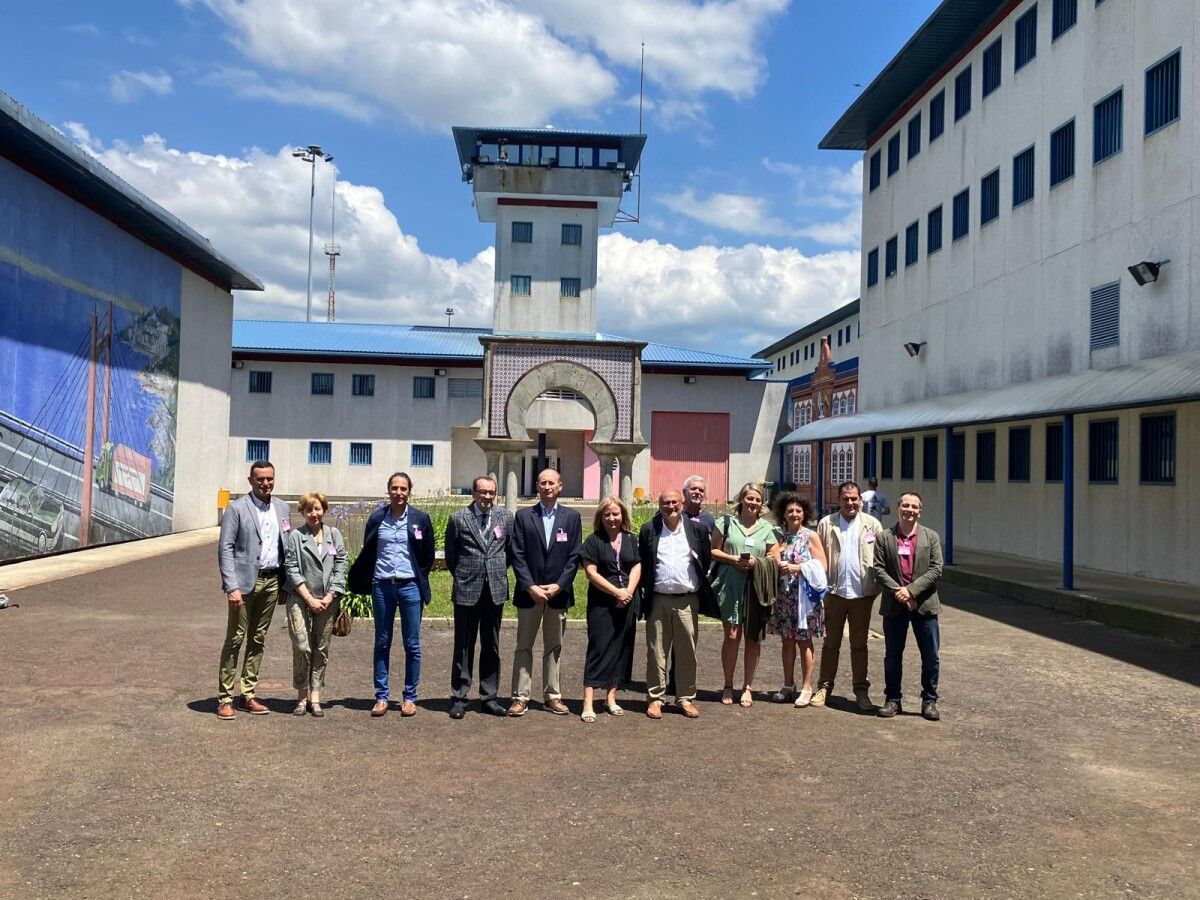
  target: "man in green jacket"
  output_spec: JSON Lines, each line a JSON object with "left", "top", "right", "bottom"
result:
{"left": 871, "top": 491, "right": 944, "bottom": 721}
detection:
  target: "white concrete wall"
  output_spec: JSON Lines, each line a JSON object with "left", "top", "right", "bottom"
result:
{"left": 173, "top": 269, "right": 233, "bottom": 530}
{"left": 859, "top": 0, "right": 1199, "bottom": 408}
{"left": 866, "top": 401, "right": 1197, "bottom": 585}
{"left": 768, "top": 310, "right": 861, "bottom": 379}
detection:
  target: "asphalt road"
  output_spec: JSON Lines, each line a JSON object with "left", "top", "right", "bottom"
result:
{"left": 1, "top": 542, "right": 1197, "bottom": 899}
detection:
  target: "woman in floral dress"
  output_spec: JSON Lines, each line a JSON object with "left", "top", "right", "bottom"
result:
{"left": 767, "top": 492, "right": 828, "bottom": 708}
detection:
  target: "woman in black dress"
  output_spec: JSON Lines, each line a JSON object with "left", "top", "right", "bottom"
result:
{"left": 580, "top": 496, "right": 642, "bottom": 722}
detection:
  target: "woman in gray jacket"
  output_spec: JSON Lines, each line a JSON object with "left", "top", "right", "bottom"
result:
{"left": 283, "top": 491, "right": 348, "bottom": 717}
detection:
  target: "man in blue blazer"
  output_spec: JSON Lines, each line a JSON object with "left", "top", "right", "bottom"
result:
{"left": 507, "top": 468, "right": 582, "bottom": 717}
{"left": 348, "top": 472, "right": 435, "bottom": 717}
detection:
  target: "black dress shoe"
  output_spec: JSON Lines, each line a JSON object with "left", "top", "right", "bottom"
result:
{"left": 921, "top": 700, "right": 940, "bottom": 721}
{"left": 878, "top": 699, "right": 902, "bottom": 718}
{"left": 481, "top": 700, "right": 508, "bottom": 717}
{"left": 449, "top": 702, "right": 467, "bottom": 720}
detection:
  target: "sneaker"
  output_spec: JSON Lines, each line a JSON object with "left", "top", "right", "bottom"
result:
{"left": 921, "top": 700, "right": 940, "bottom": 721}
{"left": 854, "top": 690, "right": 876, "bottom": 711}
{"left": 809, "top": 687, "right": 827, "bottom": 707}
{"left": 770, "top": 685, "right": 797, "bottom": 703}
{"left": 878, "top": 699, "right": 902, "bottom": 718}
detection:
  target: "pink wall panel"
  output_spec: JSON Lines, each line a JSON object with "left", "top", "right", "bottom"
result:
{"left": 649, "top": 412, "right": 730, "bottom": 502}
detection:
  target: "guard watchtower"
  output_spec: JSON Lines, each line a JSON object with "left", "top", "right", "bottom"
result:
{"left": 452, "top": 126, "right": 649, "bottom": 508}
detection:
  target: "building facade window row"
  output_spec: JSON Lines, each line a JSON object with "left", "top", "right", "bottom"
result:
{"left": 246, "top": 370, "right": 482, "bottom": 400}
{"left": 245, "top": 439, "right": 447, "bottom": 470}
{"left": 511, "top": 221, "right": 584, "bottom": 245}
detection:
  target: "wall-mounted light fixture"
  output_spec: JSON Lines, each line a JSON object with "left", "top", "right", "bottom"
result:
{"left": 1128, "top": 259, "right": 1169, "bottom": 286}
{"left": 231, "top": 360, "right": 245, "bottom": 369}
{"left": 434, "top": 368, "right": 447, "bottom": 376}
{"left": 683, "top": 375, "right": 697, "bottom": 384}
{"left": 903, "top": 341, "right": 926, "bottom": 358}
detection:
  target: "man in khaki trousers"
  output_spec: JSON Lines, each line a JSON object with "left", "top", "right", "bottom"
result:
{"left": 813, "top": 481, "right": 883, "bottom": 711}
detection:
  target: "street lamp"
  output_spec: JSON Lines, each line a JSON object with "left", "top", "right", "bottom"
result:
{"left": 445, "top": 307, "right": 455, "bottom": 327}
{"left": 292, "top": 144, "right": 334, "bottom": 322}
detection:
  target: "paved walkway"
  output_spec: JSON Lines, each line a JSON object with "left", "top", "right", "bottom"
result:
{"left": 1, "top": 540, "right": 1198, "bottom": 899}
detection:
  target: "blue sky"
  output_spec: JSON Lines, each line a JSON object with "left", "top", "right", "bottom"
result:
{"left": 1, "top": 1, "right": 939, "bottom": 355}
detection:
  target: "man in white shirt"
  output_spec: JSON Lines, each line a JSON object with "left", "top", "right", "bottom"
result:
{"left": 638, "top": 490, "right": 716, "bottom": 720}
{"left": 813, "top": 481, "right": 884, "bottom": 711}
{"left": 861, "top": 478, "right": 891, "bottom": 520}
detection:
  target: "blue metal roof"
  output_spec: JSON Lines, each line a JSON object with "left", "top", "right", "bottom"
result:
{"left": 820, "top": 0, "right": 1009, "bottom": 150}
{"left": 0, "top": 91, "right": 262, "bottom": 292}
{"left": 233, "top": 320, "right": 769, "bottom": 372}
{"left": 452, "top": 126, "right": 647, "bottom": 172}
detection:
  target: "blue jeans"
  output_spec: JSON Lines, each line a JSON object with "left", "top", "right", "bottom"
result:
{"left": 882, "top": 610, "right": 940, "bottom": 702}
{"left": 372, "top": 579, "right": 423, "bottom": 701}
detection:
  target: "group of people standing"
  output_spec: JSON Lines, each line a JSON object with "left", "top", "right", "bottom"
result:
{"left": 215, "top": 462, "right": 944, "bottom": 723}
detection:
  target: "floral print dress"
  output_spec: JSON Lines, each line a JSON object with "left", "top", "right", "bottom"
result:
{"left": 767, "top": 527, "right": 826, "bottom": 641}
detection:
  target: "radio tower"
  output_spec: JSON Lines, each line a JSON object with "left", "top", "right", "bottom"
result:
{"left": 324, "top": 186, "right": 340, "bottom": 322}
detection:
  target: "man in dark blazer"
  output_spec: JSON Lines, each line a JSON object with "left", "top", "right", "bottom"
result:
{"left": 215, "top": 459, "right": 292, "bottom": 719}
{"left": 871, "top": 490, "right": 944, "bottom": 721}
{"left": 507, "top": 468, "right": 582, "bottom": 717}
{"left": 444, "top": 474, "right": 514, "bottom": 719}
{"left": 348, "top": 472, "right": 436, "bottom": 717}
{"left": 638, "top": 489, "right": 716, "bottom": 720}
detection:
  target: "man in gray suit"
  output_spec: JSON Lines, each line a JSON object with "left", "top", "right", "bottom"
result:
{"left": 444, "top": 474, "right": 514, "bottom": 719}
{"left": 216, "top": 460, "right": 292, "bottom": 720}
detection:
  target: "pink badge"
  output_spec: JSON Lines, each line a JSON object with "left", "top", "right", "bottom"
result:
{"left": 281, "top": 520, "right": 291, "bottom": 531}
{"left": 864, "top": 532, "right": 875, "bottom": 544}
{"left": 494, "top": 525, "right": 504, "bottom": 539}
{"left": 555, "top": 530, "right": 568, "bottom": 543}
{"left": 326, "top": 541, "right": 336, "bottom": 555}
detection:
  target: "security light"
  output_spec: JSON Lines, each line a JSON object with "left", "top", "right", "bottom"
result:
{"left": 1128, "top": 259, "right": 1169, "bottom": 286}
{"left": 683, "top": 376, "right": 697, "bottom": 384}
{"left": 903, "top": 341, "right": 926, "bottom": 358}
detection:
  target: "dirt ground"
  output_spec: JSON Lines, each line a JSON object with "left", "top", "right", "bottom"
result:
{"left": 1, "top": 543, "right": 1197, "bottom": 899}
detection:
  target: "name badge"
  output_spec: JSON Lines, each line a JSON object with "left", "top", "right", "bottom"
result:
{"left": 744, "top": 538, "right": 756, "bottom": 549}
{"left": 555, "top": 530, "right": 569, "bottom": 543}
{"left": 280, "top": 520, "right": 291, "bottom": 532}
{"left": 689, "top": 549, "right": 699, "bottom": 560}
{"left": 493, "top": 525, "right": 504, "bottom": 539}
{"left": 898, "top": 545, "right": 912, "bottom": 557}
{"left": 864, "top": 532, "right": 875, "bottom": 544}
{"left": 326, "top": 541, "right": 336, "bottom": 555}
{"left": 414, "top": 527, "right": 424, "bottom": 540}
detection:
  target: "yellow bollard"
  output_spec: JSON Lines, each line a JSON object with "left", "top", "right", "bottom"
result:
{"left": 217, "top": 488, "right": 231, "bottom": 525}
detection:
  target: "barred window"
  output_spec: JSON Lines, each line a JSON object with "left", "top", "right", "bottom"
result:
{"left": 511, "top": 221, "right": 532, "bottom": 243}
{"left": 246, "top": 439, "right": 269, "bottom": 462}
{"left": 352, "top": 373, "right": 375, "bottom": 397}
{"left": 561, "top": 223, "right": 582, "bottom": 245}
{"left": 1013, "top": 145, "right": 1035, "bottom": 207}
{"left": 1145, "top": 50, "right": 1181, "bottom": 135}
{"left": 349, "top": 442, "right": 373, "bottom": 466}
{"left": 311, "top": 373, "right": 334, "bottom": 396}
{"left": 309, "top": 441, "right": 332, "bottom": 465}
{"left": 448, "top": 377, "right": 483, "bottom": 399}
{"left": 1008, "top": 426, "right": 1031, "bottom": 481}
{"left": 929, "top": 90, "right": 946, "bottom": 142}
{"left": 927, "top": 205, "right": 943, "bottom": 254}
{"left": 1088, "top": 420, "right": 1118, "bottom": 483}
{"left": 982, "top": 37, "right": 1002, "bottom": 97}
{"left": 907, "top": 113, "right": 922, "bottom": 159}
{"left": 922, "top": 434, "right": 938, "bottom": 481}
{"left": 510, "top": 275, "right": 532, "bottom": 296}
{"left": 1045, "top": 422, "right": 1064, "bottom": 482}
{"left": 411, "top": 443, "right": 434, "bottom": 467}
{"left": 248, "top": 370, "right": 272, "bottom": 394}
{"left": 954, "top": 66, "right": 972, "bottom": 121}
{"left": 1093, "top": 89, "right": 1123, "bottom": 164}
{"left": 1050, "top": 119, "right": 1075, "bottom": 187}
{"left": 1140, "top": 414, "right": 1175, "bottom": 484}
{"left": 1015, "top": 6, "right": 1037, "bottom": 71}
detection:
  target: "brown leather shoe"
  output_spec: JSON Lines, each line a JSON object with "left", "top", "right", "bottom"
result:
{"left": 679, "top": 700, "right": 700, "bottom": 719}
{"left": 240, "top": 696, "right": 269, "bottom": 715}
{"left": 646, "top": 701, "right": 663, "bottom": 719}
{"left": 216, "top": 702, "right": 235, "bottom": 721}
{"left": 508, "top": 699, "right": 528, "bottom": 717}
{"left": 370, "top": 700, "right": 389, "bottom": 717}
{"left": 544, "top": 697, "right": 569, "bottom": 716}
{"left": 401, "top": 700, "right": 418, "bottom": 717}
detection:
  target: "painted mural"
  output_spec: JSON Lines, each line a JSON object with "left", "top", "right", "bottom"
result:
{"left": 0, "top": 160, "right": 181, "bottom": 563}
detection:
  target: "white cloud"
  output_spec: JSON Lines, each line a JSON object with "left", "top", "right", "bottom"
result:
{"left": 107, "top": 69, "right": 174, "bottom": 103}
{"left": 68, "top": 23, "right": 103, "bottom": 37}
{"left": 202, "top": 67, "right": 378, "bottom": 122}
{"left": 199, "top": 0, "right": 617, "bottom": 128}
{"left": 763, "top": 158, "right": 864, "bottom": 211}
{"left": 658, "top": 188, "right": 798, "bottom": 237}
{"left": 65, "top": 127, "right": 858, "bottom": 356}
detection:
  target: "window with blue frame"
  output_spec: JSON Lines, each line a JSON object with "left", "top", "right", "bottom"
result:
{"left": 983, "top": 37, "right": 1002, "bottom": 97}
{"left": 308, "top": 441, "right": 332, "bottom": 465}
{"left": 900, "top": 438, "right": 915, "bottom": 479}
{"left": 1145, "top": 50, "right": 1181, "bottom": 136}
{"left": 905, "top": 221, "right": 919, "bottom": 267}
{"left": 311, "top": 372, "right": 334, "bottom": 396}
{"left": 1015, "top": 5, "right": 1037, "bottom": 71}
{"left": 1052, "top": 0, "right": 1077, "bottom": 40}
{"left": 952, "top": 432, "right": 965, "bottom": 481}
{"left": 1140, "top": 413, "right": 1175, "bottom": 484}
{"left": 1088, "top": 420, "right": 1118, "bottom": 483}
{"left": 907, "top": 113, "right": 921, "bottom": 159}
{"left": 352, "top": 373, "right": 375, "bottom": 397}
{"left": 952, "top": 189, "right": 970, "bottom": 240}
{"left": 1050, "top": 119, "right": 1075, "bottom": 186}
{"left": 349, "top": 442, "right": 373, "bottom": 466}
{"left": 511, "top": 221, "right": 532, "bottom": 243}
{"left": 927, "top": 205, "right": 943, "bottom": 254}
{"left": 887, "top": 133, "right": 900, "bottom": 176}
{"left": 981, "top": 169, "right": 1000, "bottom": 225}
{"left": 510, "top": 274, "right": 532, "bottom": 295}
{"left": 884, "top": 236, "right": 898, "bottom": 277}
{"left": 866, "top": 248, "right": 879, "bottom": 287}
{"left": 880, "top": 439, "right": 894, "bottom": 479}
{"left": 248, "top": 370, "right": 272, "bottom": 394}
{"left": 1093, "top": 89, "right": 1123, "bottom": 163}
{"left": 561, "top": 223, "right": 582, "bottom": 245}
{"left": 869, "top": 150, "right": 881, "bottom": 190}
{"left": 954, "top": 66, "right": 972, "bottom": 121}
{"left": 1013, "top": 145, "right": 1035, "bottom": 207}
{"left": 929, "top": 90, "right": 946, "bottom": 141}
{"left": 246, "top": 439, "right": 269, "bottom": 462}
{"left": 413, "top": 376, "right": 436, "bottom": 399}
{"left": 411, "top": 444, "right": 434, "bottom": 467}
{"left": 560, "top": 277, "right": 581, "bottom": 298}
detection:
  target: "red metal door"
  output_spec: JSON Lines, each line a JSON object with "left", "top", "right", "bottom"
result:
{"left": 650, "top": 412, "right": 730, "bottom": 502}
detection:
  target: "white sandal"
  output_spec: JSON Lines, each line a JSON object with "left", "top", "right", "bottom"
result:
{"left": 794, "top": 688, "right": 813, "bottom": 708}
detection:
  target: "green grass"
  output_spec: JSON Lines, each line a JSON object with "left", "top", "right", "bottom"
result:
{"left": 343, "top": 569, "right": 591, "bottom": 620}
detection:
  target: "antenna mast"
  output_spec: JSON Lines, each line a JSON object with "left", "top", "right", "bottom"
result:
{"left": 324, "top": 184, "right": 340, "bottom": 322}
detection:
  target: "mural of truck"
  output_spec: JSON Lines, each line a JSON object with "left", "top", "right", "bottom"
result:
{"left": 95, "top": 442, "right": 153, "bottom": 509}
{"left": 0, "top": 477, "right": 64, "bottom": 554}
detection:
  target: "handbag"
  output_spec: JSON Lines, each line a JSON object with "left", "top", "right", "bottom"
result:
{"left": 332, "top": 603, "right": 352, "bottom": 637}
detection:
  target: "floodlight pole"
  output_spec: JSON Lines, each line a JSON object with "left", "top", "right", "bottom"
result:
{"left": 293, "top": 144, "right": 333, "bottom": 322}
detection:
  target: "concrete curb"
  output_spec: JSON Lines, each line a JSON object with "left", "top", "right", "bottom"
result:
{"left": 944, "top": 565, "right": 1200, "bottom": 646}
